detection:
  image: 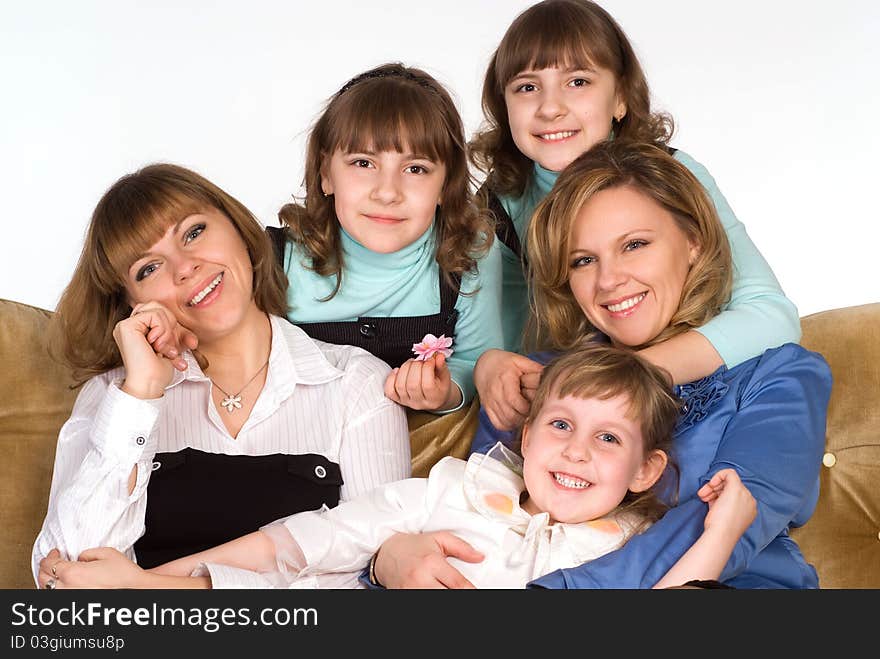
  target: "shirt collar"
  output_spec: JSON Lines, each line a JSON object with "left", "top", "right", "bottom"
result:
{"left": 463, "top": 442, "right": 638, "bottom": 559}
{"left": 165, "top": 315, "right": 344, "bottom": 395}
{"left": 532, "top": 162, "right": 560, "bottom": 196}
{"left": 339, "top": 220, "right": 435, "bottom": 271}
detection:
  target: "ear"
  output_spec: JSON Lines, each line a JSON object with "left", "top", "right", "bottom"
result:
{"left": 687, "top": 238, "right": 701, "bottom": 267}
{"left": 628, "top": 449, "right": 667, "bottom": 493}
{"left": 613, "top": 93, "right": 627, "bottom": 123}
{"left": 519, "top": 422, "right": 532, "bottom": 456}
{"left": 319, "top": 156, "right": 333, "bottom": 196}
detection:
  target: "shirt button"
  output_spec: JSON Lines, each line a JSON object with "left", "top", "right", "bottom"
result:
{"left": 136, "top": 436, "right": 146, "bottom": 446}
{"left": 359, "top": 323, "right": 376, "bottom": 338}
{"left": 152, "top": 461, "right": 161, "bottom": 471}
{"left": 822, "top": 452, "right": 836, "bottom": 468}
{"left": 314, "top": 465, "right": 327, "bottom": 479}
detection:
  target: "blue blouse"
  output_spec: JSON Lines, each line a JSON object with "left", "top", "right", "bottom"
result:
{"left": 469, "top": 343, "right": 832, "bottom": 589}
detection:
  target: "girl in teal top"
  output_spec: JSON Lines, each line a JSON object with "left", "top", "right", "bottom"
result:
{"left": 470, "top": 0, "right": 800, "bottom": 429}
{"left": 278, "top": 63, "right": 503, "bottom": 415}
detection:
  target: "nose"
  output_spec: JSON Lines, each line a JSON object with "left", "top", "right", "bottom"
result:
{"left": 561, "top": 435, "right": 591, "bottom": 463}
{"left": 596, "top": 255, "right": 627, "bottom": 292}
{"left": 535, "top": 86, "right": 566, "bottom": 120}
{"left": 370, "top": 168, "right": 403, "bottom": 205}
{"left": 173, "top": 254, "right": 200, "bottom": 284}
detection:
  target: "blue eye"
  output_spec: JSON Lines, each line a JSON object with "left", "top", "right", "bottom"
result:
{"left": 184, "top": 223, "right": 205, "bottom": 243}
{"left": 624, "top": 239, "right": 648, "bottom": 252}
{"left": 135, "top": 262, "right": 158, "bottom": 282}
{"left": 597, "top": 432, "right": 619, "bottom": 444}
{"left": 551, "top": 419, "right": 571, "bottom": 431}
{"left": 570, "top": 255, "right": 595, "bottom": 268}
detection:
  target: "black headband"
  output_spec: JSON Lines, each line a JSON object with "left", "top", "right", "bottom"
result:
{"left": 337, "top": 67, "right": 438, "bottom": 96}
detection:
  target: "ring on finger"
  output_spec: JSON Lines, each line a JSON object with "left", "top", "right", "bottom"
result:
{"left": 44, "top": 578, "right": 56, "bottom": 590}
{"left": 52, "top": 563, "right": 59, "bottom": 578}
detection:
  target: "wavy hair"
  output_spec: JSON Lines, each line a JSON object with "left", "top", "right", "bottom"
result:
{"left": 469, "top": 0, "right": 674, "bottom": 198}
{"left": 526, "top": 140, "right": 732, "bottom": 352}
{"left": 50, "top": 163, "right": 288, "bottom": 385}
{"left": 518, "top": 342, "right": 681, "bottom": 525}
{"left": 279, "top": 62, "right": 492, "bottom": 298}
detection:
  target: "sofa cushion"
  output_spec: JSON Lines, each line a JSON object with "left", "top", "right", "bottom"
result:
{"left": 0, "top": 299, "right": 77, "bottom": 589}
{"left": 793, "top": 302, "right": 880, "bottom": 588}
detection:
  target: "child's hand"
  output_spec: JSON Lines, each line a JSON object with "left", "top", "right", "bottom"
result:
{"left": 473, "top": 349, "right": 544, "bottom": 431}
{"left": 698, "top": 468, "right": 757, "bottom": 540}
{"left": 384, "top": 353, "right": 462, "bottom": 412}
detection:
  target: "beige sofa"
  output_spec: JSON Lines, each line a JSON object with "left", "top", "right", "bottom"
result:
{"left": 1, "top": 298, "right": 877, "bottom": 589}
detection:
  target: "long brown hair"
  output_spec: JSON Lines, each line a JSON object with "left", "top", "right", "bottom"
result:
{"left": 521, "top": 342, "right": 681, "bottom": 525}
{"left": 470, "top": 0, "right": 673, "bottom": 198}
{"left": 279, "top": 62, "right": 493, "bottom": 298}
{"left": 51, "top": 163, "right": 288, "bottom": 385}
{"left": 526, "top": 140, "right": 732, "bottom": 352}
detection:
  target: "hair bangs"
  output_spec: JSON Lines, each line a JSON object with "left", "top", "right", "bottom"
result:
{"left": 94, "top": 177, "right": 211, "bottom": 287}
{"left": 494, "top": 4, "right": 618, "bottom": 90}
{"left": 326, "top": 81, "right": 452, "bottom": 164}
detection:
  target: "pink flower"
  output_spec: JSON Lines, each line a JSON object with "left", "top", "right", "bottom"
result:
{"left": 412, "top": 333, "right": 454, "bottom": 361}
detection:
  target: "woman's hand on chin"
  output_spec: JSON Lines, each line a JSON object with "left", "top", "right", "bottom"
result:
{"left": 115, "top": 301, "right": 199, "bottom": 399}
{"left": 474, "top": 349, "right": 544, "bottom": 431}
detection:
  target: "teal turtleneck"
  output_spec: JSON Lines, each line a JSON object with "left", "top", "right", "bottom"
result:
{"left": 283, "top": 223, "right": 503, "bottom": 407}
{"left": 496, "top": 162, "right": 559, "bottom": 352}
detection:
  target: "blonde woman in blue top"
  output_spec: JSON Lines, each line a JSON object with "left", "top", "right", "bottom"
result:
{"left": 470, "top": 0, "right": 801, "bottom": 430}
{"left": 270, "top": 63, "right": 503, "bottom": 415}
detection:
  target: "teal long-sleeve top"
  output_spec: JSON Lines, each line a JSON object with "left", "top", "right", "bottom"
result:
{"left": 283, "top": 224, "right": 504, "bottom": 408}
{"left": 497, "top": 149, "right": 801, "bottom": 367}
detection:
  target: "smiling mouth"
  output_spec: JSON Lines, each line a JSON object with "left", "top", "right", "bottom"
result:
{"left": 604, "top": 292, "right": 646, "bottom": 313}
{"left": 188, "top": 273, "right": 223, "bottom": 306}
{"left": 535, "top": 130, "right": 579, "bottom": 142}
{"left": 552, "top": 472, "right": 591, "bottom": 489}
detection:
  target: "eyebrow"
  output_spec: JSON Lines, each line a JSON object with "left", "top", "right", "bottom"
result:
{"left": 129, "top": 217, "right": 194, "bottom": 267}
{"left": 344, "top": 149, "right": 435, "bottom": 162}
{"left": 511, "top": 65, "right": 597, "bottom": 80}
{"left": 569, "top": 229, "right": 656, "bottom": 254}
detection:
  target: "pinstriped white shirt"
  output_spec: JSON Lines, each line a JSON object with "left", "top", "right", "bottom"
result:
{"left": 32, "top": 315, "right": 411, "bottom": 586}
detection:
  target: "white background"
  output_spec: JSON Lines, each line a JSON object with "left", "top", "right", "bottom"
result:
{"left": 1, "top": 0, "right": 877, "bottom": 316}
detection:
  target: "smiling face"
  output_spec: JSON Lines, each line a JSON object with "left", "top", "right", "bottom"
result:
{"left": 504, "top": 65, "right": 625, "bottom": 173}
{"left": 321, "top": 147, "right": 446, "bottom": 254}
{"left": 124, "top": 207, "right": 258, "bottom": 343}
{"left": 567, "top": 185, "right": 699, "bottom": 349}
{"left": 520, "top": 392, "right": 665, "bottom": 524}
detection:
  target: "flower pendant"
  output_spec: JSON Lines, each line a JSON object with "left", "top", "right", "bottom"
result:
{"left": 221, "top": 394, "right": 243, "bottom": 413}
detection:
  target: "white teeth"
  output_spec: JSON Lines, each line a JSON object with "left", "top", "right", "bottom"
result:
{"left": 539, "top": 130, "right": 576, "bottom": 141}
{"left": 189, "top": 273, "right": 223, "bottom": 306}
{"left": 553, "top": 472, "right": 590, "bottom": 489}
{"left": 606, "top": 293, "right": 646, "bottom": 313}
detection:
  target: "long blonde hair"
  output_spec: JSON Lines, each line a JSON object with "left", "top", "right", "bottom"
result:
{"left": 526, "top": 140, "right": 732, "bottom": 352}
{"left": 51, "top": 163, "right": 288, "bottom": 385}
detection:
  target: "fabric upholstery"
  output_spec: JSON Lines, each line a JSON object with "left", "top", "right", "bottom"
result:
{"left": 0, "top": 300, "right": 78, "bottom": 589}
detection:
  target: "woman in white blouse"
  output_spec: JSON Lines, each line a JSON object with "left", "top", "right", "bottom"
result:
{"left": 32, "top": 163, "right": 410, "bottom": 589}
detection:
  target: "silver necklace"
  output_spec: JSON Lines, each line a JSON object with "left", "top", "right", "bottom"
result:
{"left": 211, "top": 359, "right": 269, "bottom": 414}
